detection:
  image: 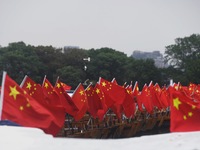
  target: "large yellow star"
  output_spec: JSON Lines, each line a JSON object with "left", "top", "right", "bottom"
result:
{"left": 9, "top": 86, "right": 20, "bottom": 100}
{"left": 79, "top": 90, "right": 84, "bottom": 95}
{"left": 173, "top": 97, "right": 182, "bottom": 110}
{"left": 86, "top": 87, "right": 91, "bottom": 91}
{"left": 56, "top": 83, "right": 61, "bottom": 88}
{"left": 44, "top": 82, "right": 49, "bottom": 88}
{"left": 102, "top": 82, "right": 106, "bottom": 87}
{"left": 26, "top": 82, "right": 32, "bottom": 90}
{"left": 96, "top": 88, "right": 100, "bottom": 94}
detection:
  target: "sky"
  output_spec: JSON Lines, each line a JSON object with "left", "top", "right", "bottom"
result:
{"left": 1, "top": 126, "right": 200, "bottom": 150}
{"left": 0, "top": 0, "right": 200, "bottom": 56}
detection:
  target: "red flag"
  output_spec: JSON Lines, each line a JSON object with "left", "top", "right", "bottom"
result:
{"left": 99, "top": 77, "right": 126, "bottom": 105}
{"left": 132, "top": 81, "right": 140, "bottom": 98}
{"left": 149, "top": 82, "right": 162, "bottom": 110}
{"left": 93, "top": 83, "right": 108, "bottom": 121}
{"left": 111, "top": 78, "right": 118, "bottom": 85}
{"left": 60, "top": 81, "right": 72, "bottom": 91}
{"left": 42, "top": 77, "right": 61, "bottom": 106}
{"left": 122, "top": 88, "right": 136, "bottom": 118}
{"left": 20, "top": 76, "right": 46, "bottom": 103}
{"left": 20, "top": 76, "right": 66, "bottom": 136}
{"left": 85, "top": 84, "right": 97, "bottom": 118}
{"left": 0, "top": 72, "right": 57, "bottom": 135}
{"left": 54, "top": 78, "right": 78, "bottom": 116}
{"left": 137, "top": 84, "right": 154, "bottom": 114}
{"left": 170, "top": 88, "right": 200, "bottom": 132}
{"left": 110, "top": 104, "right": 123, "bottom": 119}
{"left": 72, "top": 83, "right": 88, "bottom": 121}
{"left": 159, "top": 86, "right": 170, "bottom": 108}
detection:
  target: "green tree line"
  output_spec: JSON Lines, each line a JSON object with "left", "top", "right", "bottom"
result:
{"left": 0, "top": 33, "right": 200, "bottom": 89}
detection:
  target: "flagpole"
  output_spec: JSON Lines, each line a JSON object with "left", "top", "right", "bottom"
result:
{"left": 0, "top": 71, "right": 6, "bottom": 120}
{"left": 42, "top": 75, "right": 47, "bottom": 86}
{"left": 19, "top": 75, "right": 28, "bottom": 87}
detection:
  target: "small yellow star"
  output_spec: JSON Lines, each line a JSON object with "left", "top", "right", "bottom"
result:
{"left": 86, "top": 87, "right": 91, "bottom": 91}
{"left": 188, "top": 112, "right": 193, "bottom": 117}
{"left": 19, "top": 106, "right": 24, "bottom": 111}
{"left": 192, "top": 105, "right": 196, "bottom": 109}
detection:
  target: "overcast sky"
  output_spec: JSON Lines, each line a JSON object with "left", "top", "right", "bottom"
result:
{"left": 0, "top": 0, "right": 200, "bottom": 56}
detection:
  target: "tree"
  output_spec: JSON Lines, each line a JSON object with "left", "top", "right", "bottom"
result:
{"left": 87, "top": 48, "right": 128, "bottom": 85}
{"left": 124, "top": 57, "right": 161, "bottom": 89}
{"left": 164, "top": 34, "right": 200, "bottom": 84}
{"left": 0, "top": 42, "right": 44, "bottom": 84}
{"left": 56, "top": 66, "right": 85, "bottom": 89}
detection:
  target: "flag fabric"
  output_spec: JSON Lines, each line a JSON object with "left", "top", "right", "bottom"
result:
{"left": 99, "top": 77, "right": 126, "bottom": 105}
{"left": 54, "top": 78, "right": 78, "bottom": 116}
{"left": 132, "top": 81, "right": 142, "bottom": 110}
{"left": 0, "top": 72, "right": 57, "bottom": 135}
{"left": 93, "top": 83, "right": 108, "bottom": 121}
{"left": 170, "top": 87, "right": 200, "bottom": 132}
{"left": 42, "top": 77, "right": 61, "bottom": 106}
{"left": 20, "top": 75, "right": 66, "bottom": 136}
{"left": 60, "top": 81, "right": 72, "bottom": 91}
{"left": 159, "top": 86, "right": 170, "bottom": 108}
{"left": 132, "top": 81, "right": 140, "bottom": 98}
{"left": 149, "top": 82, "right": 162, "bottom": 110}
{"left": 137, "top": 84, "right": 154, "bottom": 114}
{"left": 111, "top": 78, "right": 118, "bottom": 85}
{"left": 72, "top": 83, "right": 88, "bottom": 121}
{"left": 122, "top": 88, "right": 136, "bottom": 118}
{"left": 85, "top": 84, "right": 97, "bottom": 118}
{"left": 20, "top": 75, "right": 46, "bottom": 104}
{"left": 110, "top": 104, "right": 123, "bottom": 119}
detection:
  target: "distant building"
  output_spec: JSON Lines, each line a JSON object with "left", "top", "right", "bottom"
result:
{"left": 131, "top": 50, "right": 168, "bottom": 68}
{"left": 63, "top": 46, "right": 79, "bottom": 53}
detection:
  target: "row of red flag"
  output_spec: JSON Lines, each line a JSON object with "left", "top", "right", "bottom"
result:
{"left": 1, "top": 71, "right": 200, "bottom": 136}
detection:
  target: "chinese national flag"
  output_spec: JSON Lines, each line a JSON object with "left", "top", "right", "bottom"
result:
{"left": 159, "top": 86, "right": 170, "bottom": 108}
{"left": 85, "top": 84, "right": 97, "bottom": 118}
{"left": 93, "top": 83, "right": 108, "bottom": 121}
{"left": 111, "top": 78, "right": 118, "bottom": 85}
{"left": 42, "top": 77, "right": 61, "bottom": 106}
{"left": 110, "top": 104, "right": 123, "bottom": 119}
{"left": 20, "top": 76, "right": 66, "bottom": 136}
{"left": 132, "top": 81, "right": 140, "bottom": 98}
{"left": 72, "top": 83, "right": 88, "bottom": 121}
{"left": 20, "top": 75, "right": 46, "bottom": 104}
{"left": 122, "top": 88, "right": 136, "bottom": 118}
{"left": 137, "top": 84, "right": 154, "bottom": 114}
{"left": 0, "top": 72, "right": 56, "bottom": 135}
{"left": 170, "top": 88, "right": 200, "bottom": 132}
{"left": 54, "top": 79, "right": 78, "bottom": 116}
{"left": 99, "top": 77, "right": 126, "bottom": 105}
{"left": 148, "top": 82, "right": 162, "bottom": 110}
{"left": 60, "top": 81, "right": 72, "bottom": 91}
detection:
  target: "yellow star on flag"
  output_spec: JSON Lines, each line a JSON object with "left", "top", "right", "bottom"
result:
{"left": 44, "top": 82, "right": 49, "bottom": 88}
{"left": 102, "top": 82, "right": 106, "bottom": 87}
{"left": 173, "top": 97, "right": 182, "bottom": 110}
{"left": 26, "top": 82, "right": 32, "bottom": 90}
{"left": 56, "top": 83, "right": 61, "bottom": 88}
{"left": 79, "top": 90, "right": 84, "bottom": 95}
{"left": 96, "top": 88, "right": 100, "bottom": 94}
{"left": 9, "top": 86, "right": 20, "bottom": 100}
